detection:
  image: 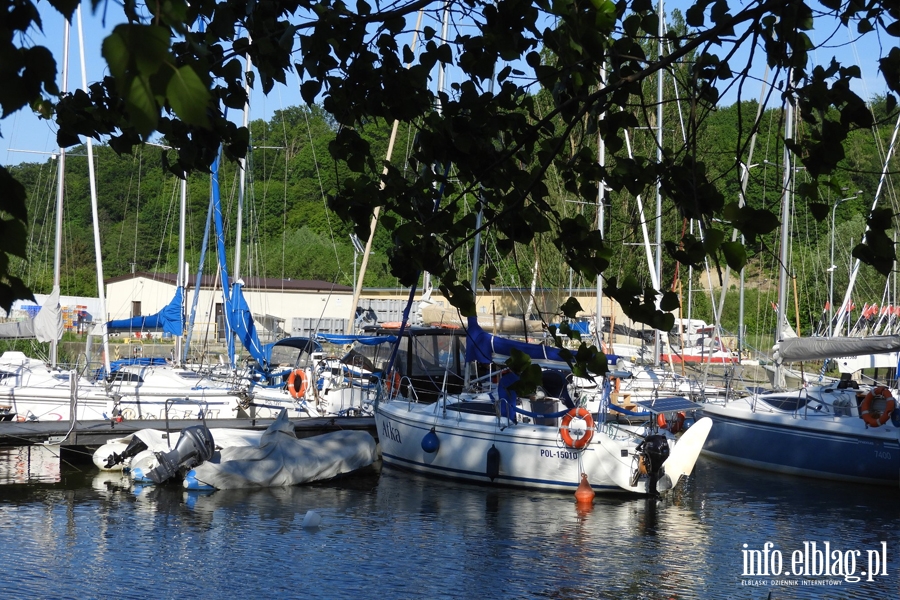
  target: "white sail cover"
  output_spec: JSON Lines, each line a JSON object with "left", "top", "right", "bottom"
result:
{"left": 774, "top": 335, "right": 900, "bottom": 363}
{"left": 0, "top": 320, "right": 34, "bottom": 338}
{"left": 186, "top": 411, "right": 377, "bottom": 489}
{"left": 34, "top": 287, "right": 63, "bottom": 343}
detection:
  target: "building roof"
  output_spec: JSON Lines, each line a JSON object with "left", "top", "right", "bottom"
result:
{"left": 105, "top": 272, "right": 352, "bottom": 293}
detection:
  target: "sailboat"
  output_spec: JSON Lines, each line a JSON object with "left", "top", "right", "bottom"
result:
{"left": 369, "top": 316, "right": 711, "bottom": 494}
{"left": 0, "top": 15, "right": 111, "bottom": 422}
{"left": 698, "top": 93, "right": 900, "bottom": 486}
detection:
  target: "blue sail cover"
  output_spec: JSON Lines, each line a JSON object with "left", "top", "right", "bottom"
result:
{"left": 464, "top": 316, "right": 620, "bottom": 369}
{"left": 106, "top": 287, "right": 184, "bottom": 336}
{"left": 226, "top": 281, "right": 266, "bottom": 368}
{"left": 465, "top": 316, "right": 572, "bottom": 369}
{"left": 316, "top": 334, "right": 398, "bottom": 346}
{"left": 209, "top": 154, "right": 267, "bottom": 369}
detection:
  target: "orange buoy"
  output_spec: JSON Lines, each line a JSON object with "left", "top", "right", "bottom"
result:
{"left": 574, "top": 473, "right": 595, "bottom": 505}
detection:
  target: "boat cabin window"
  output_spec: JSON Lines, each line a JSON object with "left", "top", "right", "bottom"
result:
{"left": 271, "top": 346, "right": 317, "bottom": 369}
{"left": 408, "top": 334, "right": 462, "bottom": 376}
{"left": 342, "top": 344, "right": 391, "bottom": 374}
{"left": 109, "top": 371, "right": 143, "bottom": 383}
{"left": 175, "top": 371, "right": 203, "bottom": 381}
{"left": 758, "top": 394, "right": 807, "bottom": 411}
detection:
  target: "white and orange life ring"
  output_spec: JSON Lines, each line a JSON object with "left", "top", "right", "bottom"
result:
{"left": 287, "top": 369, "right": 308, "bottom": 399}
{"left": 860, "top": 386, "right": 895, "bottom": 428}
{"left": 560, "top": 407, "right": 594, "bottom": 449}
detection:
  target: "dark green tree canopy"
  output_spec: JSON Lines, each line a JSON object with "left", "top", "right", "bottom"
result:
{"left": 1, "top": 0, "right": 898, "bottom": 333}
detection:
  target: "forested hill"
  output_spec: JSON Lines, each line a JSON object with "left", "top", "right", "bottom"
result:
{"left": 8, "top": 98, "right": 899, "bottom": 338}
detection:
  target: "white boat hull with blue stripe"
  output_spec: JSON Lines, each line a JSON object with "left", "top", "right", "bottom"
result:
{"left": 376, "top": 389, "right": 712, "bottom": 495}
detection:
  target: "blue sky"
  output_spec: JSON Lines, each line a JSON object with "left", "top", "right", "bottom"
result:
{"left": 0, "top": 1, "right": 890, "bottom": 168}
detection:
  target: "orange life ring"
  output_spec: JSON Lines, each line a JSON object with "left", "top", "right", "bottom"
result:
{"left": 384, "top": 371, "right": 401, "bottom": 395}
{"left": 560, "top": 407, "right": 594, "bottom": 449}
{"left": 657, "top": 413, "right": 668, "bottom": 429}
{"left": 287, "top": 369, "right": 308, "bottom": 399}
{"left": 381, "top": 322, "right": 402, "bottom": 329}
{"left": 860, "top": 386, "right": 895, "bottom": 427}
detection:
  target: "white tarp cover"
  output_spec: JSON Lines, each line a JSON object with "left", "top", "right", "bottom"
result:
{"left": 186, "top": 411, "right": 377, "bottom": 489}
{"left": 774, "top": 335, "right": 900, "bottom": 363}
{"left": 34, "top": 287, "right": 63, "bottom": 343}
{"left": 93, "top": 427, "right": 265, "bottom": 471}
{"left": 0, "top": 320, "right": 34, "bottom": 338}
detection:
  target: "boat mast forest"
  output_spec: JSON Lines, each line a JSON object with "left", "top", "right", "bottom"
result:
{"left": 1, "top": 0, "right": 898, "bottom": 364}
{"left": 8, "top": 93, "right": 898, "bottom": 337}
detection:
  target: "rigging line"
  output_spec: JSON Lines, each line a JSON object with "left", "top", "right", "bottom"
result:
{"left": 132, "top": 148, "right": 143, "bottom": 273}
{"left": 22, "top": 161, "right": 49, "bottom": 282}
{"left": 115, "top": 150, "right": 138, "bottom": 267}
{"left": 279, "top": 102, "right": 289, "bottom": 283}
{"left": 300, "top": 101, "right": 345, "bottom": 282}
{"left": 154, "top": 174, "right": 180, "bottom": 276}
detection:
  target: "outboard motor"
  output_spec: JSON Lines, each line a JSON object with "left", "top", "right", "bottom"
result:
{"left": 144, "top": 425, "right": 215, "bottom": 484}
{"left": 632, "top": 435, "right": 670, "bottom": 496}
{"left": 104, "top": 436, "right": 149, "bottom": 469}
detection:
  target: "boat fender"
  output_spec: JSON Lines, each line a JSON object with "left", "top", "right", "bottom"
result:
{"left": 670, "top": 412, "right": 686, "bottom": 434}
{"left": 560, "top": 408, "right": 594, "bottom": 449}
{"left": 183, "top": 469, "right": 215, "bottom": 491}
{"left": 384, "top": 371, "right": 401, "bottom": 396}
{"left": 486, "top": 444, "right": 501, "bottom": 481}
{"left": 860, "top": 386, "right": 895, "bottom": 428}
{"left": 893, "top": 407, "right": 900, "bottom": 428}
{"left": 287, "top": 369, "right": 308, "bottom": 399}
{"left": 574, "top": 473, "right": 595, "bottom": 505}
{"left": 421, "top": 428, "right": 440, "bottom": 454}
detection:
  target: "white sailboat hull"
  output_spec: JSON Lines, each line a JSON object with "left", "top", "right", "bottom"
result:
{"left": 376, "top": 397, "right": 711, "bottom": 494}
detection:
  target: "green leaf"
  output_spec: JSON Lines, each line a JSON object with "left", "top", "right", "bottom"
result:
{"left": 166, "top": 65, "right": 211, "bottom": 128}
{"left": 721, "top": 241, "right": 747, "bottom": 272}
{"left": 559, "top": 297, "right": 583, "bottom": 319}
{"left": 808, "top": 203, "right": 830, "bottom": 222}
{"left": 702, "top": 228, "right": 725, "bottom": 253}
{"left": 659, "top": 291, "right": 680, "bottom": 312}
{"left": 125, "top": 76, "right": 159, "bottom": 136}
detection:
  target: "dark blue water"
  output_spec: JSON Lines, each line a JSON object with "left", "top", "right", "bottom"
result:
{"left": 0, "top": 445, "right": 897, "bottom": 599}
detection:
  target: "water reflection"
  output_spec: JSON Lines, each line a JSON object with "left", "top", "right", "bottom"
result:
{"left": 0, "top": 445, "right": 61, "bottom": 484}
{"left": 0, "top": 453, "right": 896, "bottom": 599}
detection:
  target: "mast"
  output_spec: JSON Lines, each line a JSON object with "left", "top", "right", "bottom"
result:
{"left": 653, "top": 0, "right": 664, "bottom": 365}
{"left": 76, "top": 7, "right": 110, "bottom": 376}
{"left": 235, "top": 46, "right": 253, "bottom": 282}
{"left": 774, "top": 77, "right": 794, "bottom": 389}
{"left": 833, "top": 111, "right": 900, "bottom": 333}
{"left": 175, "top": 178, "right": 186, "bottom": 364}
{"left": 714, "top": 68, "right": 769, "bottom": 359}
{"left": 50, "top": 20, "right": 71, "bottom": 368}
{"left": 346, "top": 10, "right": 426, "bottom": 333}
{"left": 595, "top": 66, "right": 607, "bottom": 343}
